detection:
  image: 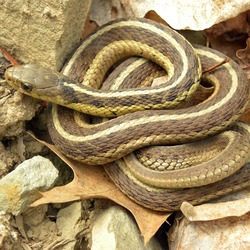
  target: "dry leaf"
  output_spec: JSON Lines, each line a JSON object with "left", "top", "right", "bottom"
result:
{"left": 236, "top": 37, "right": 250, "bottom": 78}
{"left": 240, "top": 105, "right": 250, "bottom": 123}
{"left": 30, "top": 137, "right": 171, "bottom": 244}
{"left": 144, "top": 10, "right": 169, "bottom": 26}
{"left": 180, "top": 195, "right": 250, "bottom": 221}
{"left": 205, "top": 10, "right": 250, "bottom": 60}
{"left": 81, "top": 15, "right": 98, "bottom": 39}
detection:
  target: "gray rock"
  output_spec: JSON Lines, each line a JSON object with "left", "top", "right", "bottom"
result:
{"left": 91, "top": 206, "right": 162, "bottom": 250}
{"left": 0, "top": 211, "right": 21, "bottom": 249}
{"left": 0, "top": 156, "right": 59, "bottom": 215}
{"left": 56, "top": 201, "right": 88, "bottom": 249}
{"left": 0, "top": 0, "right": 91, "bottom": 70}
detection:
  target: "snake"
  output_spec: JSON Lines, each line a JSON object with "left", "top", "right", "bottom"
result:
{"left": 4, "top": 18, "right": 250, "bottom": 211}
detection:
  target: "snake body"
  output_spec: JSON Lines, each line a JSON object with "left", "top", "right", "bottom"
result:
{"left": 5, "top": 18, "right": 250, "bottom": 211}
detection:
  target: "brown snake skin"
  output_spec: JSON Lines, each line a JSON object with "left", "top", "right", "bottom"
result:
{"left": 4, "top": 18, "right": 250, "bottom": 211}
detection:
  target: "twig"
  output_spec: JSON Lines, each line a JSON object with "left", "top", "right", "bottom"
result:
{"left": 202, "top": 58, "right": 231, "bottom": 74}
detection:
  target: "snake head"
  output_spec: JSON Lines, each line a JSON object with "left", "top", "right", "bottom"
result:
{"left": 5, "top": 64, "right": 71, "bottom": 102}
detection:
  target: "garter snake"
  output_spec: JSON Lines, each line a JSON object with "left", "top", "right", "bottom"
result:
{"left": 4, "top": 18, "right": 250, "bottom": 211}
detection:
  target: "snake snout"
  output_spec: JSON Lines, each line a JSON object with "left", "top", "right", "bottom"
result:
{"left": 5, "top": 65, "right": 37, "bottom": 93}
{"left": 4, "top": 66, "right": 15, "bottom": 83}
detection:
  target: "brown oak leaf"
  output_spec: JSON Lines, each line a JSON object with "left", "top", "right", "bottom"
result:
{"left": 205, "top": 10, "right": 250, "bottom": 60}
{"left": 30, "top": 137, "right": 171, "bottom": 244}
{"left": 236, "top": 37, "right": 250, "bottom": 79}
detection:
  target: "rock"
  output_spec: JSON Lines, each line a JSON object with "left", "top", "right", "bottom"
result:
{"left": 0, "top": 0, "right": 91, "bottom": 70}
{"left": 91, "top": 206, "right": 162, "bottom": 250}
{"left": 56, "top": 201, "right": 88, "bottom": 249}
{"left": 0, "top": 83, "right": 41, "bottom": 140}
{"left": 0, "top": 141, "right": 20, "bottom": 178}
{"left": 90, "top": 0, "right": 250, "bottom": 30}
{"left": 0, "top": 211, "right": 21, "bottom": 250}
{"left": 0, "top": 50, "right": 45, "bottom": 175}
{"left": 169, "top": 210, "right": 250, "bottom": 249}
{"left": 21, "top": 205, "right": 59, "bottom": 247}
{"left": 0, "top": 156, "right": 59, "bottom": 215}
{"left": 168, "top": 187, "right": 250, "bottom": 249}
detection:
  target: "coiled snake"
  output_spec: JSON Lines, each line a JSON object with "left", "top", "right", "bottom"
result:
{"left": 5, "top": 18, "right": 250, "bottom": 211}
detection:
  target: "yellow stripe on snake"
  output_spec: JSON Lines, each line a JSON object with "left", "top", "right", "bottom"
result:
{"left": 5, "top": 18, "right": 250, "bottom": 211}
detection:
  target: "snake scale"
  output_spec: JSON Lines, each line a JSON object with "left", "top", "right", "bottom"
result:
{"left": 5, "top": 18, "right": 250, "bottom": 211}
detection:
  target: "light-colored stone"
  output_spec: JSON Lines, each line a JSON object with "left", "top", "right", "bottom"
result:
{"left": 90, "top": 0, "right": 250, "bottom": 30}
{"left": 0, "top": 156, "right": 59, "bottom": 215}
{"left": 0, "top": 84, "right": 40, "bottom": 140}
{"left": 0, "top": 0, "right": 91, "bottom": 70}
{"left": 21, "top": 205, "right": 59, "bottom": 248}
{"left": 168, "top": 212, "right": 250, "bottom": 249}
{"left": 91, "top": 206, "right": 162, "bottom": 250}
{"left": 180, "top": 186, "right": 250, "bottom": 221}
{"left": 56, "top": 201, "right": 87, "bottom": 250}
{"left": 0, "top": 211, "right": 21, "bottom": 249}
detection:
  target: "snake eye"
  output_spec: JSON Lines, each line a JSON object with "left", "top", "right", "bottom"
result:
{"left": 20, "top": 82, "right": 33, "bottom": 92}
